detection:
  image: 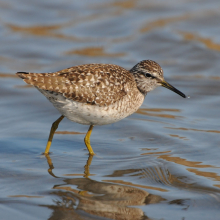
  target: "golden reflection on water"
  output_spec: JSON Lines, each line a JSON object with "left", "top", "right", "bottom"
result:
{"left": 140, "top": 149, "right": 220, "bottom": 189}
{"left": 141, "top": 150, "right": 171, "bottom": 156}
{"left": 169, "top": 134, "right": 188, "bottom": 141}
{"left": 139, "top": 9, "right": 218, "bottom": 35}
{"left": 157, "top": 154, "right": 220, "bottom": 188}
{"left": 140, "top": 14, "right": 191, "bottom": 33}
{"left": 7, "top": 24, "right": 81, "bottom": 41}
{"left": 179, "top": 31, "right": 220, "bottom": 52}
{"left": 166, "top": 126, "right": 220, "bottom": 134}
{"left": 65, "top": 46, "right": 125, "bottom": 57}
{"left": 158, "top": 155, "right": 215, "bottom": 168}
{"left": 187, "top": 168, "right": 220, "bottom": 188}
{"left": 111, "top": 0, "right": 138, "bottom": 9}
{"left": 0, "top": 73, "right": 18, "bottom": 78}
{"left": 136, "top": 108, "right": 183, "bottom": 119}
{"left": 44, "top": 154, "right": 164, "bottom": 220}
{"left": 8, "top": 195, "right": 43, "bottom": 198}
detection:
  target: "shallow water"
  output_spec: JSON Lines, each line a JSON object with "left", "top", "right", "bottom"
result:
{"left": 1, "top": 0, "right": 220, "bottom": 219}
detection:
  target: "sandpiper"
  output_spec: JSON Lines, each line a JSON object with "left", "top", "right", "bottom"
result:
{"left": 16, "top": 60, "right": 186, "bottom": 155}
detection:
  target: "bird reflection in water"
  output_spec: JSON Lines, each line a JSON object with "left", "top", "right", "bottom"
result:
{"left": 44, "top": 155, "right": 164, "bottom": 220}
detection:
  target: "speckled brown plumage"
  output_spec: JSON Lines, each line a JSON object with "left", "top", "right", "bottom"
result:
{"left": 16, "top": 60, "right": 187, "bottom": 155}
{"left": 17, "top": 63, "right": 136, "bottom": 107}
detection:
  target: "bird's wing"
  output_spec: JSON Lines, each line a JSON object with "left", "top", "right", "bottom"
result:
{"left": 16, "top": 63, "right": 135, "bottom": 107}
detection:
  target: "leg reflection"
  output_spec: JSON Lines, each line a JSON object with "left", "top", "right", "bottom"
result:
{"left": 45, "top": 154, "right": 94, "bottom": 179}
{"left": 78, "top": 154, "right": 94, "bottom": 195}
{"left": 84, "top": 154, "right": 94, "bottom": 178}
{"left": 45, "top": 154, "right": 59, "bottom": 178}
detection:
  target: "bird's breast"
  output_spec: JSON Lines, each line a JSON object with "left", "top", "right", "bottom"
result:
{"left": 37, "top": 88, "right": 145, "bottom": 125}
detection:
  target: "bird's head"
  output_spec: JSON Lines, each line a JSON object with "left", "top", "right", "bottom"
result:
{"left": 130, "top": 60, "right": 186, "bottom": 98}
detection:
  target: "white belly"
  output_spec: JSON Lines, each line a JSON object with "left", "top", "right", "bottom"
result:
{"left": 37, "top": 88, "right": 144, "bottom": 125}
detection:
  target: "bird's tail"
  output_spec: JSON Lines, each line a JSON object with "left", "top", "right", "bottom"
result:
{"left": 16, "top": 71, "right": 56, "bottom": 91}
{"left": 16, "top": 72, "right": 30, "bottom": 79}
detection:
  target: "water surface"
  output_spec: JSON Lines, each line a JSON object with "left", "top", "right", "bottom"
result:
{"left": 1, "top": 0, "right": 220, "bottom": 219}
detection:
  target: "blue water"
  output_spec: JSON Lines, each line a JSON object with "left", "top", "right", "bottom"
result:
{"left": 1, "top": 0, "right": 220, "bottom": 219}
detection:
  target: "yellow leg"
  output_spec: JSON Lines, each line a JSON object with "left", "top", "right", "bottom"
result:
{"left": 84, "top": 125, "right": 95, "bottom": 155}
{"left": 44, "top": 115, "right": 64, "bottom": 154}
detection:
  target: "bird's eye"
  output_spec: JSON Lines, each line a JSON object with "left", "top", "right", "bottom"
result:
{"left": 144, "top": 73, "right": 152, "bottom": 78}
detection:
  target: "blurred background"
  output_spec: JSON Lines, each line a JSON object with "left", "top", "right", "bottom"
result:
{"left": 1, "top": 0, "right": 220, "bottom": 219}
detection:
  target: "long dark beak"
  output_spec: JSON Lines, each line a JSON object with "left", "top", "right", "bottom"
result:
{"left": 161, "top": 80, "right": 186, "bottom": 98}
